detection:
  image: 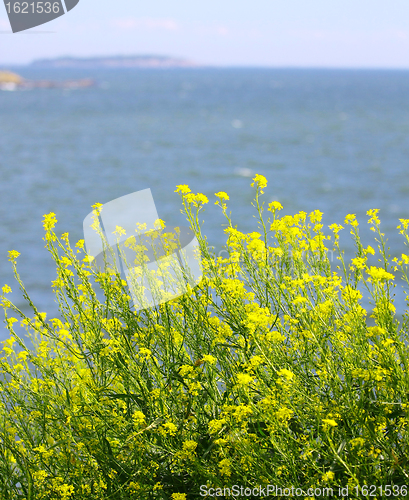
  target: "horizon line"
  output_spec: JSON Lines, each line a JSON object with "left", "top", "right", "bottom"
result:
{"left": 2, "top": 63, "right": 409, "bottom": 71}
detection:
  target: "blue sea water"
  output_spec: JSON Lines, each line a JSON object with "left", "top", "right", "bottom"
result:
{"left": 1, "top": 67, "right": 409, "bottom": 339}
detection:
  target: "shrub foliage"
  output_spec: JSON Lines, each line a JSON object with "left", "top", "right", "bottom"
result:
{"left": 1, "top": 175, "right": 409, "bottom": 499}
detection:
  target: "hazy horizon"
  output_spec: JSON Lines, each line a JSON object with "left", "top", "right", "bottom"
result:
{"left": 1, "top": 0, "right": 409, "bottom": 69}
{"left": 3, "top": 58, "right": 409, "bottom": 71}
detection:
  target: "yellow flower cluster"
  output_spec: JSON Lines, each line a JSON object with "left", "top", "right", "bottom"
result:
{"left": 0, "top": 175, "right": 408, "bottom": 495}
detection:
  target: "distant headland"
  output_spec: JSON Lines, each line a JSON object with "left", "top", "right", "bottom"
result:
{"left": 0, "top": 70, "right": 95, "bottom": 91}
{"left": 0, "top": 55, "right": 200, "bottom": 90}
{"left": 30, "top": 55, "right": 199, "bottom": 69}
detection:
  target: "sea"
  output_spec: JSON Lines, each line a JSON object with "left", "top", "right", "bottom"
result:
{"left": 1, "top": 67, "right": 409, "bottom": 341}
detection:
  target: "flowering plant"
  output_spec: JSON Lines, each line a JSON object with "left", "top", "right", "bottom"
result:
{"left": 1, "top": 175, "right": 409, "bottom": 498}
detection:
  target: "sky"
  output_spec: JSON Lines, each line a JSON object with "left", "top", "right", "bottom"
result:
{"left": 1, "top": 0, "right": 409, "bottom": 67}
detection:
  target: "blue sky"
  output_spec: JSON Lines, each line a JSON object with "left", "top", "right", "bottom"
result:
{"left": 1, "top": 0, "right": 409, "bottom": 67}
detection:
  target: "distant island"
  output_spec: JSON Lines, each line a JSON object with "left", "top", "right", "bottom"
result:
{"left": 30, "top": 55, "right": 199, "bottom": 69}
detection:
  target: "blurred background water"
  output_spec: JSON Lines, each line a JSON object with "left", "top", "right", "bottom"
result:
{"left": 1, "top": 67, "right": 409, "bottom": 340}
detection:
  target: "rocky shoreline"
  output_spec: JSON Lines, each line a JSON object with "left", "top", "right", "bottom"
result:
{"left": 0, "top": 70, "right": 95, "bottom": 91}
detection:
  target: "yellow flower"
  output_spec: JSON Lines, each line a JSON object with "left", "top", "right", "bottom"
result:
{"left": 5, "top": 317, "right": 18, "bottom": 329}
{"left": 322, "top": 471, "right": 335, "bottom": 481}
{"left": 309, "top": 210, "right": 323, "bottom": 223}
{"left": 218, "top": 458, "right": 232, "bottom": 477}
{"left": 208, "top": 418, "right": 226, "bottom": 434}
{"left": 368, "top": 445, "right": 381, "bottom": 458}
{"left": 33, "top": 470, "right": 48, "bottom": 485}
{"left": 329, "top": 223, "right": 343, "bottom": 234}
{"left": 398, "top": 218, "right": 409, "bottom": 234}
{"left": 113, "top": 225, "right": 126, "bottom": 237}
{"left": 138, "top": 347, "right": 152, "bottom": 360}
{"left": 195, "top": 193, "right": 209, "bottom": 205}
{"left": 215, "top": 191, "right": 229, "bottom": 201}
{"left": 179, "top": 365, "right": 194, "bottom": 378}
{"left": 172, "top": 494, "right": 187, "bottom": 500}
{"left": 57, "top": 484, "right": 75, "bottom": 499}
{"left": 293, "top": 295, "right": 307, "bottom": 305}
{"left": 381, "top": 338, "right": 394, "bottom": 348}
{"left": 244, "top": 303, "right": 271, "bottom": 333}
{"left": 275, "top": 407, "right": 294, "bottom": 421}
{"left": 162, "top": 421, "right": 177, "bottom": 436}
{"left": 251, "top": 174, "right": 268, "bottom": 192}
{"left": 8, "top": 250, "right": 20, "bottom": 261}
{"left": 344, "top": 213, "right": 358, "bottom": 227}
{"left": 183, "top": 192, "right": 209, "bottom": 206}
{"left": 322, "top": 418, "right": 338, "bottom": 430}
{"left": 2, "top": 285, "right": 11, "bottom": 294}
{"left": 188, "top": 380, "right": 202, "bottom": 396}
{"left": 91, "top": 202, "right": 103, "bottom": 215}
{"left": 366, "top": 266, "right": 394, "bottom": 281}
{"left": 249, "top": 355, "right": 264, "bottom": 368}
{"left": 132, "top": 411, "right": 146, "bottom": 427}
{"left": 351, "top": 257, "right": 366, "bottom": 270}
{"left": 265, "top": 330, "right": 285, "bottom": 342}
{"left": 236, "top": 373, "right": 253, "bottom": 386}
{"left": 202, "top": 354, "right": 216, "bottom": 365}
{"left": 365, "top": 245, "right": 375, "bottom": 255}
{"left": 342, "top": 286, "right": 362, "bottom": 302}
{"left": 127, "top": 481, "right": 140, "bottom": 492}
{"left": 268, "top": 201, "right": 283, "bottom": 212}
{"left": 240, "top": 455, "right": 254, "bottom": 472}
{"left": 277, "top": 368, "right": 295, "bottom": 381}
{"left": 350, "top": 437, "right": 365, "bottom": 448}
{"left": 43, "top": 212, "right": 57, "bottom": 230}
{"left": 17, "top": 350, "right": 28, "bottom": 361}
{"left": 367, "top": 208, "right": 380, "bottom": 225}
{"left": 401, "top": 253, "right": 409, "bottom": 265}
{"left": 175, "top": 185, "right": 191, "bottom": 194}
{"left": 33, "top": 444, "right": 54, "bottom": 460}
{"left": 182, "top": 440, "right": 198, "bottom": 453}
